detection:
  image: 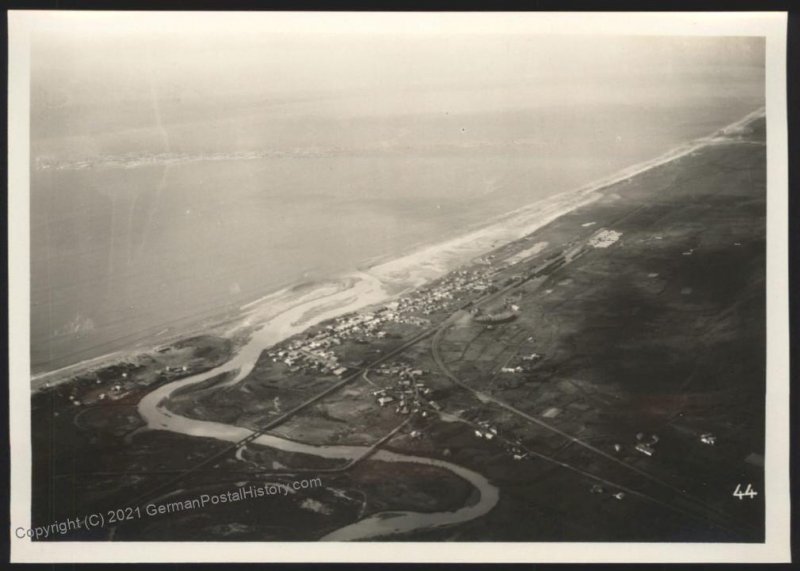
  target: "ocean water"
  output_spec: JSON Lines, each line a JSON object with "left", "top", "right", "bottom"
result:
{"left": 30, "top": 74, "right": 764, "bottom": 374}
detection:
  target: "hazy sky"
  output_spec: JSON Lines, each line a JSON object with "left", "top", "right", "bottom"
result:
{"left": 32, "top": 14, "right": 764, "bottom": 104}
{"left": 28, "top": 13, "right": 765, "bottom": 150}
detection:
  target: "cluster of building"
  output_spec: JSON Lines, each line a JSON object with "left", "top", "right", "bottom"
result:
{"left": 700, "top": 432, "right": 717, "bottom": 445}
{"left": 373, "top": 303, "right": 430, "bottom": 329}
{"left": 60, "top": 367, "right": 143, "bottom": 408}
{"left": 471, "top": 418, "right": 531, "bottom": 461}
{"left": 264, "top": 268, "right": 499, "bottom": 380}
{"left": 618, "top": 429, "right": 717, "bottom": 458}
{"left": 599, "top": 430, "right": 717, "bottom": 500}
{"left": 500, "top": 366, "right": 525, "bottom": 374}
{"left": 265, "top": 302, "right": 437, "bottom": 376}
{"left": 264, "top": 269, "right": 500, "bottom": 380}
{"left": 496, "top": 353, "right": 542, "bottom": 378}
{"left": 370, "top": 363, "right": 442, "bottom": 416}
{"left": 472, "top": 419, "right": 499, "bottom": 441}
{"left": 267, "top": 338, "right": 348, "bottom": 377}
{"left": 399, "top": 268, "right": 496, "bottom": 316}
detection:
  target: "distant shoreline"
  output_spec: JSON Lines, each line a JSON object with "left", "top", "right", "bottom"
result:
{"left": 30, "top": 106, "right": 765, "bottom": 390}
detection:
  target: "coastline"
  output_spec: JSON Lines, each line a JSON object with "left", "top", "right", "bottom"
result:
{"left": 30, "top": 106, "right": 765, "bottom": 392}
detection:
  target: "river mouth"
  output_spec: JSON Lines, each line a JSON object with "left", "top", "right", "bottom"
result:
{"left": 136, "top": 272, "right": 500, "bottom": 541}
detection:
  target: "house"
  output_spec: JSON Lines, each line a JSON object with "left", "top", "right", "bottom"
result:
{"left": 700, "top": 433, "right": 716, "bottom": 445}
{"left": 333, "top": 367, "right": 348, "bottom": 377}
{"left": 635, "top": 443, "right": 655, "bottom": 456}
{"left": 377, "top": 396, "right": 394, "bottom": 407}
{"left": 542, "top": 407, "right": 561, "bottom": 419}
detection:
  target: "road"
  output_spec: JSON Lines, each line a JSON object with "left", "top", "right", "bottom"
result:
{"left": 428, "top": 227, "right": 755, "bottom": 538}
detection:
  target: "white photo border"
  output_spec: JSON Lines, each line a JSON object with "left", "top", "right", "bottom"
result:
{"left": 8, "top": 10, "right": 790, "bottom": 563}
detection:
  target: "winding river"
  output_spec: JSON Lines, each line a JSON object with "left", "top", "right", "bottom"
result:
{"left": 136, "top": 272, "right": 499, "bottom": 541}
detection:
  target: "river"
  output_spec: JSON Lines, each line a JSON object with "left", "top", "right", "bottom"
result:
{"left": 136, "top": 270, "right": 500, "bottom": 541}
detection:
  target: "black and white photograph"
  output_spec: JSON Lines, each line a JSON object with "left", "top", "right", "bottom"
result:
{"left": 7, "top": 10, "right": 790, "bottom": 564}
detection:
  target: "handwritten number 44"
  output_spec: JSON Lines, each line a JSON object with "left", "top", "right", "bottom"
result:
{"left": 733, "top": 483, "right": 758, "bottom": 500}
